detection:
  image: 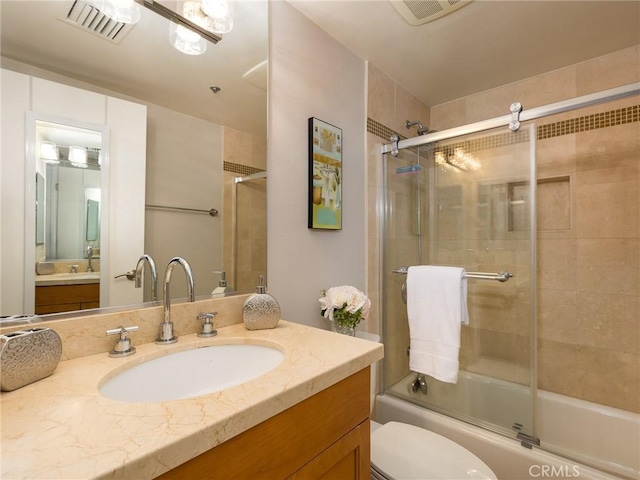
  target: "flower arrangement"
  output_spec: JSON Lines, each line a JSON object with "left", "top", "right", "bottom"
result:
{"left": 319, "top": 285, "right": 371, "bottom": 334}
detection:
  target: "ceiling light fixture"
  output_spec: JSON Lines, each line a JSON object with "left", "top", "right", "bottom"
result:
{"left": 40, "top": 142, "right": 60, "bottom": 164}
{"left": 93, "top": 0, "right": 141, "bottom": 24}
{"left": 69, "top": 146, "right": 89, "bottom": 168}
{"left": 169, "top": 0, "right": 233, "bottom": 55}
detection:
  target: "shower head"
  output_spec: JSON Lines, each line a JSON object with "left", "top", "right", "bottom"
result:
{"left": 406, "top": 120, "right": 432, "bottom": 136}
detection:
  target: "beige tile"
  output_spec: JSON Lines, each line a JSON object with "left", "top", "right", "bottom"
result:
{"left": 537, "top": 238, "right": 577, "bottom": 290}
{"left": 537, "top": 177, "right": 571, "bottom": 231}
{"left": 430, "top": 98, "right": 466, "bottom": 131}
{"left": 575, "top": 179, "right": 639, "bottom": 239}
{"left": 516, "top": 65, "right": 577, "bottom": 109}
{"left": 576, "top": 238, "right": 639, "bottom": 296}
{"left": 465, "top": 83, "right": 518, "bottom": 124}
{"left": 367, "top": 62, "right": 395, "bottom": 128}
{"left": 577, "top": 45, "right": 640, "bottom": 96}
{"left": 394, "top": 85, "right": 430, "bottom": 136}
{"left": 537, "top": 288, "right": 578, "bottom": 343}
{"left": 575, "top": 291, "right": 639, "bottom": 355}
{"left": 540, "top": 339, "right": 640, "bottom": 412}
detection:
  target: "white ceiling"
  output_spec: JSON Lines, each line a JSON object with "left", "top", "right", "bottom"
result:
{"left": 2, "top": 0, "right": 638, "bottom": 137}
{"left": 290, "top": 0, "right": 640, "bottom": 107}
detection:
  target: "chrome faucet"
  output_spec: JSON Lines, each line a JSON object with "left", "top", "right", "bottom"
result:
{"left": 157, "top": 257, "right": 195, "bottom": 344}
{"left": 134, "top": 254, "right": 159, "bottom": 302}
{"left": 86, "top": 245, "right": 94, "bottom": 272}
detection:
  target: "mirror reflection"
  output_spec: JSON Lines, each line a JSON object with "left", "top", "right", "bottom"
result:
{"left": 0, "top": 0, "right": 268, "bottom": 319}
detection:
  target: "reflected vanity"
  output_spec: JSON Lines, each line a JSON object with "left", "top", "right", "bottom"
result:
{"left": 32, "top": 120, "right": 104, "bottom": 314}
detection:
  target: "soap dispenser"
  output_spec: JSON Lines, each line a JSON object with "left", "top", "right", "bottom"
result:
{"left": 242, "top": 275, "right": 281, "bottom": 330}
{"left": 211, "top": 271, "right": 234, "bottom": 295}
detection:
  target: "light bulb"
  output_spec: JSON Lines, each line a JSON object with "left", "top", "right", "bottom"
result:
{"left": 170, "top": 24, "right": 207, "bottom": 55}
{"left": 93, "top": 0, "right": 141, "bottom": 24}
{"left": 201, "top": 0, "right": 228, "bottom": 19}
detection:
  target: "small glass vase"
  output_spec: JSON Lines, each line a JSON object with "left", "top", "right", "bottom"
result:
{"left": 330, "top": 321, "right": 355, "bottom": 336}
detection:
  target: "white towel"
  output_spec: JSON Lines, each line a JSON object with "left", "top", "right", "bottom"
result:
{"left": 407, "top": 265, "right": 468, "bottom": 384}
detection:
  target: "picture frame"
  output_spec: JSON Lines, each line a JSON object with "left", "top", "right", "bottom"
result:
{"left": 308, "top": 117, "right": 342, "bottom": 230}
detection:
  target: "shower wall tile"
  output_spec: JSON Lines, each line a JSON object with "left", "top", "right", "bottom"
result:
{"left": 430, "top": 98, "right": 466, "bottom": 131}
{"left": 576, "top": 239, "right": 639, "bottom": 296}
{"left": 537, "top": 238, "right": 577, "bottom": 290}
{"left": 465, "top": 83, "right": 518, "bottom": 125}
{"left": 574, "top": 176, "right": 639, "bottom": 239}
{"left": 576, "top": 45, "right": 640, "bottom": 97}
{"left": 538, "top": 339, "right": 640, "bottom": 412}
{"left": 367, "top": 63, "right": 395, "bottom": 128}
{"left": 515, "top": 67, "right": 578, "bottom": 111}
{"left": 576, "top": 292, "right": 640, "bottom": 355}
{"left": 537, "top": 288, "right": 578, "bottom": 344}
{"left": 537, "top": 178, "right": 571, "bottom": 231}
{"left": 394, "top": 85, "right": 431, "bottom": 136}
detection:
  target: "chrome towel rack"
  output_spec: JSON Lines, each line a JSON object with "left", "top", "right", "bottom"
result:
{"left": 145, "top": 204, "right": 219, "bottom": 217}
{"left": 393, "top": 266, "right": 513, "bottom": 282}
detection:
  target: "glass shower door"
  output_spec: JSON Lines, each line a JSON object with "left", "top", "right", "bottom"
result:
{"left": 382, "top": 124, "right": 536, "bottom": 440}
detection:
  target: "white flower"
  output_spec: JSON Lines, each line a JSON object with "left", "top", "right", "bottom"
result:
{"left": 319, "top": 285, "right": 370, "bottom": 324}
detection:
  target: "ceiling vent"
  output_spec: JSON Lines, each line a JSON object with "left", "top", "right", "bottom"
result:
{"left": 389, "top": 0, "right": 473, "bottom": 26}
{"left": 59, "top": 0, "right": 135, "bottom": 44}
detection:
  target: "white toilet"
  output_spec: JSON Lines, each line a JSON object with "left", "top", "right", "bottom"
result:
{"left": 356, "top": 332, "right": 497, "bottom": 480}
{"left": 369, "top": 420, "right": 497, "bottom": 479}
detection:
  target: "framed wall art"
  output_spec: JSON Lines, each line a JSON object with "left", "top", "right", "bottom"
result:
{"left": 308, "top": 117, "right": 342, "bottom": 230}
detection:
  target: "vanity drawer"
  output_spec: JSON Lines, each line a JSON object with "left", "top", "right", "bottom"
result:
{"left": 35, "top": 284, "right": 100, "bottom": 314}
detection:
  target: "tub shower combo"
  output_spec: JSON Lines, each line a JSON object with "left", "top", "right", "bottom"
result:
{"left": 377, "top": 83, "right": 640, "bottom": 479}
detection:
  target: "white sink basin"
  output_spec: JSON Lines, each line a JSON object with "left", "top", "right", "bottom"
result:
{"left": 99, "top": 343, "right": 285, "bottom": 402}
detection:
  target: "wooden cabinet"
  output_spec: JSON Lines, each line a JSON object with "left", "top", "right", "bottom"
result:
{"left": 35, "top": 284, "right": 100, "bottom": 314}
{"left": 158, "top": 367, "right": 371, "bottom": 480}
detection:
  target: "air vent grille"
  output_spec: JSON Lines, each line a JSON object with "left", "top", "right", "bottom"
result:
{"left": 390, "top": 0, "right": 473, "bottom": 25}
{"left": 404, "top": 1, "right": 444, "bottom": 21}
{"left": 61, "top": 0, "right": 134, "bottom": 44}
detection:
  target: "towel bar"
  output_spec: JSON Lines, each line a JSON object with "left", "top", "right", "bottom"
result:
{"left": 392, "top": 266, "right": 513, "bottom": 283}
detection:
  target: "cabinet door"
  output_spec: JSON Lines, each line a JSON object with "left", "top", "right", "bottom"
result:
{"left": 157, "top": 368, "right": 370, "bottom": 480}
{"left": 288, "top": 420, "right": 370, "bottom": 480}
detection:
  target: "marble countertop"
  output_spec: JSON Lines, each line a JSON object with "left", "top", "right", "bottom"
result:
{"left": 35, "top": 272, "right": 100, "bottom": 286}
{"left": 0, "top": 320, "right": 383, "bottom": 480}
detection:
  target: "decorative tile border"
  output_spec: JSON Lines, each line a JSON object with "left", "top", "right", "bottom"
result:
{"left": 537, "top": 104, "right": 639, "bottom": 140}
{"left": 223, "top": 161, "right": 265, "bottom": 176}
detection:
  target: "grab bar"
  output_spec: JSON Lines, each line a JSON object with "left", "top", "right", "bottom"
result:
{"left": 392, "top": 266, "right": 513, "bottom": 283}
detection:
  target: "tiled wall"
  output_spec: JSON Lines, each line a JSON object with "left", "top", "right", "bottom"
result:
{"left": 222, "top": 127, "right": 267, "bottom": 293}
{"left": 367, "top": 46, "right": 640, "bottom": 413}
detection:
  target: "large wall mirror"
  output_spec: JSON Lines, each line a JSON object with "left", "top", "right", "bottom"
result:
{"left": 0, "top": 0, "right": 268, "bottom": 319}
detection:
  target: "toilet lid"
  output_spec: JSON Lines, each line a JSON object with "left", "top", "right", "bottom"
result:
{"left": 371, "top": 422, "right": 497, "bottom": 480}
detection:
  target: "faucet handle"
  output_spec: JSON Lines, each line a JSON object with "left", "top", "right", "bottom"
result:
{"left": 197, "top": 311, "right": 218, "bottom": 338}
{"left": 106, "top": 325, "right": 138, "bottom": 357}
{"left": 115, "top": 270, "right": 136, "bottom": 281}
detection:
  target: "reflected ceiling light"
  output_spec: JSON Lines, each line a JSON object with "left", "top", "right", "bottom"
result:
{"left": 69, "top": 146, "right": 88, "bottom": 168}
{"left": 200, "top": 0, "right": 233, "bottom": 34}
{"left": 169, "top": 0, "right": 218, "bottom": 55}
{"left": 170, "top": 23, "right": 207, "bottom": 55}
{"left": 435, "top": 148, "right": 480, "bottom": 172}
{"left": 40, "top": 141, "right": 60, "bottom": 164}
{"left": 93, "top": 0, "right": 141, "bottom": 24}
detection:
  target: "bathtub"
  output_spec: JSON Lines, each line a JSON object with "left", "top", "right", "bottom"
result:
{"left": 377, "top": 372, "right": 639, "bottom": 480}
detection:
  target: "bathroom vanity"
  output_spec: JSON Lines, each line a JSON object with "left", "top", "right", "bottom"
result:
{"left": 0, "top": 306, "right": 382, "bottom": 480}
